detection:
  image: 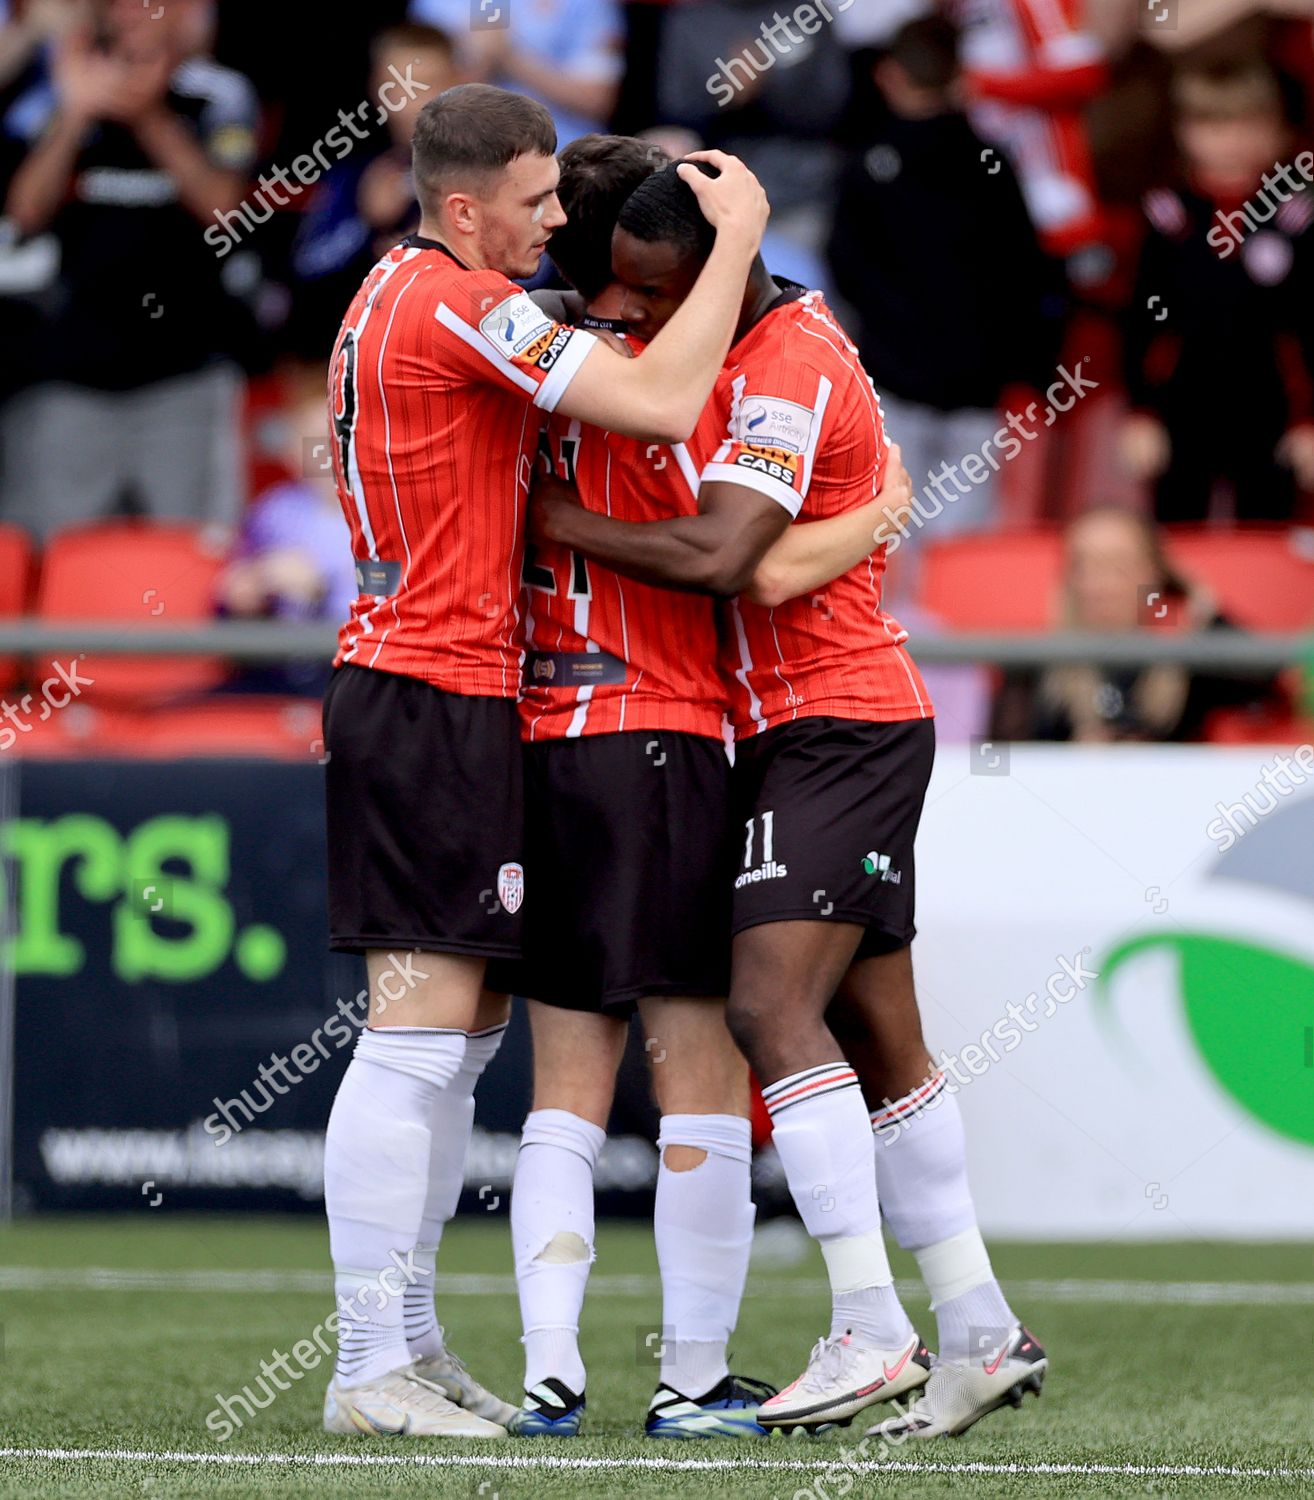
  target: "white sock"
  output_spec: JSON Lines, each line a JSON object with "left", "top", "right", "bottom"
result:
{"left": 512, "top": 1108, "right": 605, "bottom": 1394}
{"left": 654, "top": 1113, "right": 755, "bottom": 1398}
{"left": 870, "top": 1072, "right": 1015, "bottom": 1360}
{"left": 763, "top": 1065, "right": 912, "bottom": 1349}
{"left": 404, "top": 1022, "right": 507, "bottom": 1360}
{"left": 324, "top": 1025, "right": 467, "bottom": 1385}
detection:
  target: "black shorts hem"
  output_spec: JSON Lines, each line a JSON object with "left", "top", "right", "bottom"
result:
{"left": 730, "top": 908, "right": 914, "bottom": 945}
{"left": 330, "top": 934, "right": 521, "bottom": 960}
{"left": 524, "top": 979, "right": 726, "bottom": 1010}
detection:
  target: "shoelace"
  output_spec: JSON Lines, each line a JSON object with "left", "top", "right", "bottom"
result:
{"left": 391, "top": 1371, "right": 459, "bottom": 1416}
{"left": 798, "top": 1335, "right": 855, "bottom": 1393}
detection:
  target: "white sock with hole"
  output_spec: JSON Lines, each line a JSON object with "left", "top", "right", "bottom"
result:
{"left": 324, "top": 1025, "right": 467, "bottom": 1386}
{"left": 404, "top": 1022, "right": 507, "bottom": 1360}
{"left": 870, "top": 1072, "right": 1015, "bottom": 1360}
{"left": 654, "top": 1113, "right": 755, "bottom": 1398}
{"left": 512, "top": 1108, "right": 605, "bottom": 1394}
{"left": 763, "top": 1064, "right": 912, "bottom": 1350}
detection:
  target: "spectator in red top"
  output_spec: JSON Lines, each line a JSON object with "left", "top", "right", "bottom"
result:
{"left": 1120, "top": 62, "right": 1314, "bottom": 521}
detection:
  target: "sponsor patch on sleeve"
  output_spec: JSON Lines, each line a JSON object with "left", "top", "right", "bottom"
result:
{"left": 735, "top": 397, "right": 815, "bottom": 454}
{"left": 732, "top": 446, "right": 801, "bottom": 488}
{"left": 477, "top": 292, "right": 561, "bottom": 366}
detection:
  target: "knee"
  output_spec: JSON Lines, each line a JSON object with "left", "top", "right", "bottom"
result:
{"left": 723, "top": 993, "right": 763, "bottom": 1063}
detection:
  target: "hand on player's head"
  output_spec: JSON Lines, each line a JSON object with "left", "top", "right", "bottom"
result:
{"left": 675, "top": 151, "right": 768, "bottom": 247}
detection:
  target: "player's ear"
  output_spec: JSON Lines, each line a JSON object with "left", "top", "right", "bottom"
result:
{"left": 444, "top": 191, "right": 479, "bottom": 237}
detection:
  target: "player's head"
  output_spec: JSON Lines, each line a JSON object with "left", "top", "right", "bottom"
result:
{"left": 411, "top": 84, "right": 564, "bottom": 278}
{"left": 610, "top": 160, "right": 719, "bottom": 339}
{"left": 548, "top": 135, "right": 670, "bottom": 317}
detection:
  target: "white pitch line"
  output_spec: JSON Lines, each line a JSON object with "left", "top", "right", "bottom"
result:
{"left": 0, "top": 1267, "right": 1312, "bottom": 1305}
{"left": 0, "top": 1448, "right": 1310, "bottom": 1482}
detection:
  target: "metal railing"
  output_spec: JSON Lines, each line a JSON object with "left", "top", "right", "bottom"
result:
{"left": 2, "top": 622, "right": 1308, "bottom": 671}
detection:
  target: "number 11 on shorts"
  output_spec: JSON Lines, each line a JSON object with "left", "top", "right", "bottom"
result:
{"left": 743, "top": 809, "right": 775, "bottom": 867}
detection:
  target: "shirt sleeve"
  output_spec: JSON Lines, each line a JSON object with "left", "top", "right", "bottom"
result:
{"left": 698, "top": 362, "right": 832, "bottom": 518}
{"left": 433, "top": 272, "right": 597, "bottom": 412}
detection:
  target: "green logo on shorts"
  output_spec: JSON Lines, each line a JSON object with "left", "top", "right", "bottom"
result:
{"left": 862, "top": 851, "right": 901, "bottom": 883}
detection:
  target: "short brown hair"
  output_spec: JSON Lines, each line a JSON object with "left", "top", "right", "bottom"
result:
{"left": 411, "top": 84, "right": 556, "bottom": 214}
{"left": 549, "top": 135, "right": 669, "bottom": 299}
{"left": 1174, "top": 63, "right": 1282, "bottom": 123}
{"left": 370, "top": 21, "right": 454, "bottom": 65}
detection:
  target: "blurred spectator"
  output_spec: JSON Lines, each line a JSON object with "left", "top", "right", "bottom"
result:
{"left": 655, "top": 0, "right": 849, "bottom": 245}
{"left": 1120, "top": 62, "right": 1314, "bottom": 523}
{"left": 951, "top": 0, "right": 1109, "bottom": 276}
{"left": 990, "top": 507, "right": 1282, "bottom": 742}
{"left": 0, "top": 0, "right": 257, "bottom": 538}
{"left": 408, "top": 0, "right": 621, "bottom": 145}
{"left": 285, "top": 22, "right": 455, "bottom": 360}
{"left": 826, "top": 17, "right": 1056, "bottom": 585}
{"left": 216, "top": 370, "right": 356, "bottom": 696}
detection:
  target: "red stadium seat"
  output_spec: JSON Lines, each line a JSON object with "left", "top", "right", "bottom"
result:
{"left": 0, "top": 523, "right": 35, "bottom": 693}
{"left": 919, "top": 529, "right": 1063, "bottom": 631}
{"left": 920, "top": 525, "right": 1314, "bottom": 633}
{"left": 1162, "top": 527, "right": 1314, "bottom": 630}
{"left": 34, "top": 521, "right": 227, "bottom": 703}
{"left": 1204, "top": 706, "right": 1314, "bottom": 745}
{"left": 3, "top": 698, "right": 323, "bottom": 760}
{"left": 132, "top": 698, "right": 324, "bottom": 759}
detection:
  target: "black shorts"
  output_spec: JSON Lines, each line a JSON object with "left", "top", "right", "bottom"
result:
{"left": 730, "top": 715, "right": 935, "bottom": 956}
{"left": 324, "top": 664, "right": 524, "bottom": 957}
{"left": 486, "top": 730, "right": 733, "bottom": 1013}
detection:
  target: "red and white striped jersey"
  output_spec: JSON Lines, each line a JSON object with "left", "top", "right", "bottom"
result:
{"left": 518, "top": 339, "right": 726, "bottom": 741}
{"left": 327, "top": 236, "right": 597, "bottom": 697}
{"left": 698, "top": 288, "right": 934, "bottom": 738}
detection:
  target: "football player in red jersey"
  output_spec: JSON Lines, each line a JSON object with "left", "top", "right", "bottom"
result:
{"left": 319, "top": 89, "right": 768, "bottom": 1440}
{"left": 533, "top": 162, "right": 1047, "bottom": 1440}
{"left": 496, "top": 136, "right": 921, "bottom": 1440}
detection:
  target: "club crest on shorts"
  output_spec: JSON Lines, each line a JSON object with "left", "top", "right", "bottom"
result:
{"left": 496, "top": 861, "right": 525, "bottom": 913}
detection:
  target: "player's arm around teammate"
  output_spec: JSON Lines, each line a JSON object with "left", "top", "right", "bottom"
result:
{"left": 495, "top": 136, "right": 772, "bottom": 1442}
{"left": 318, "top": 93, "right": 767, "bottom": 1443}
{"left": 534, "top": 162, "right": 1047, "bottom": 1441}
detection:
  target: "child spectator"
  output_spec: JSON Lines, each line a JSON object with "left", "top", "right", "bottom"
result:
{"left": 286, "top": 23, "right": 455, "bottom": 361}
{"left": 216, "top": 371, "right": 357, "bottom": 696}
{"left": 1120, "top": 62, "right": 1314, "bottom": 521}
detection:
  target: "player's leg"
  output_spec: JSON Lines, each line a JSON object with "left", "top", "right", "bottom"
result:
{"left": 323, "top": 949, "right": 506, "bottom": 1436}
{"left": 728, "top": 920, "right": 926, "bottom": 1430}
{"left": 508, "top": 999, "right": 627, "bottom": 1434}
{"left": 320, "top": 667, "right": 523, "bottom": 1438}
{"left": 727, "top": 719, "right": 936, "bottom": 1429}
{"left": 831, "top": 949, "right": 1048, "bottom": 1440}
{"left": 638, "top": 995, "right": 773, "bottom": 1438}
{"left": 404, "top": 986, "right": 517, "bottom": 1423}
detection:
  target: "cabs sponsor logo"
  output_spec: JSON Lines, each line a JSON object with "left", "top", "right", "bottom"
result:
{"left": 532, "top": 326, "right": 572, "bottom": 371}
{"left": 734, "top": 445, "right": 800, "bottom": 487}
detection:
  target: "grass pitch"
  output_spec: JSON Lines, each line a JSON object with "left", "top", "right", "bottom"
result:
{"left": 0, "top": 1217, "right": 1311, "bottom": 1498}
